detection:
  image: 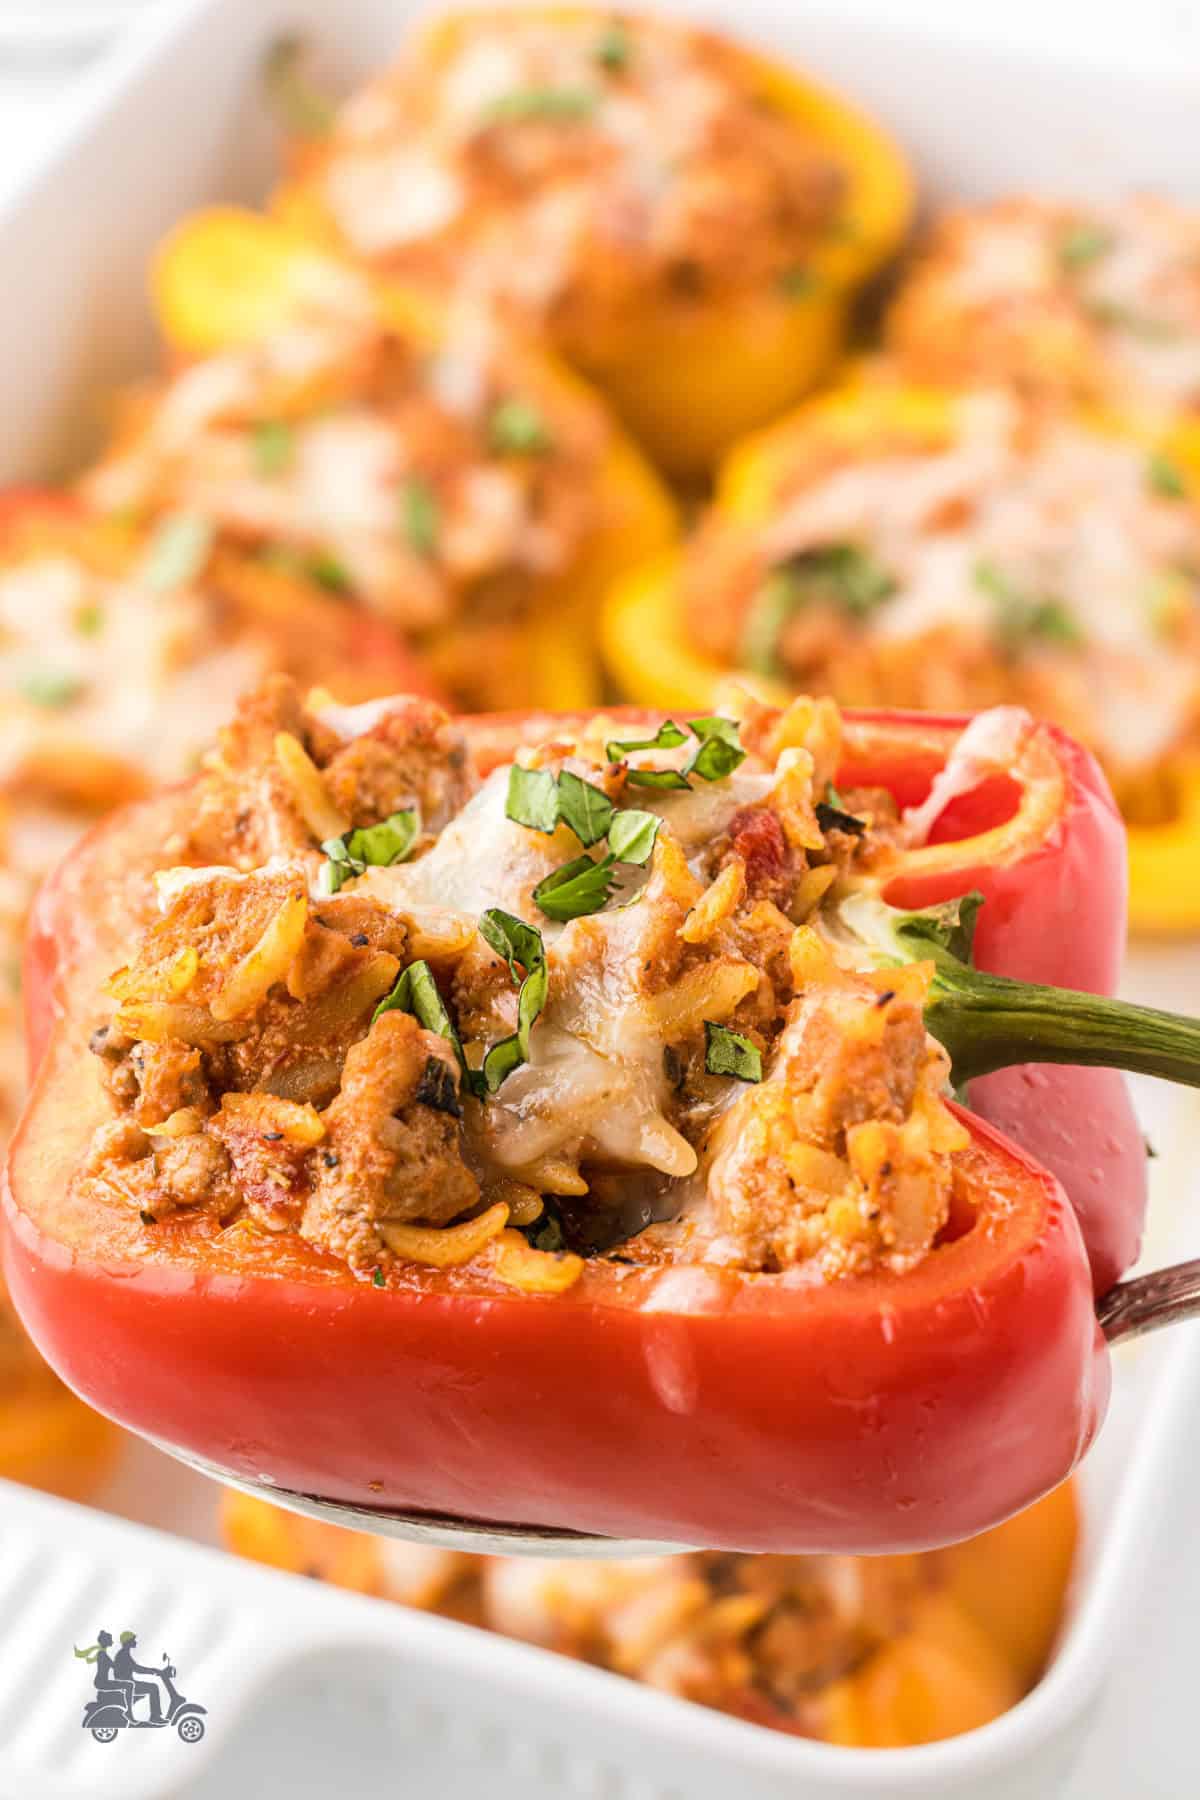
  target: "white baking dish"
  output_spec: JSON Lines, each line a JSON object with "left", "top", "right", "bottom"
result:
{"left": 2, "top": 2, "right": 1200, "bottom": 1796}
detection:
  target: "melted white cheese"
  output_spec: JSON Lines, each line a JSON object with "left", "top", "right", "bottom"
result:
{"left": 355, "top": 753, "right": 773, "bottom": 1184}
{"left": 324, "top": 148, "right": 465, "bottom": 255}
{"left": 0, "top": 557, "right": 265, "bottom": 789}
{"left": 762, "top": 393, "right": 1200, "bottom": 764}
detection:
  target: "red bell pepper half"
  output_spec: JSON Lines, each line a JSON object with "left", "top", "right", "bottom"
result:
{"left": 3, "top": 705, "right": 1194, "bottom": 1552}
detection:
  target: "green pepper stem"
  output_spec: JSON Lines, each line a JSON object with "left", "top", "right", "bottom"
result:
{"left": 830, "top": 889, "right": 1200, "bottom": 1089}
{"left": 926, "top": 962, "right": 1200, "bottom": 1088}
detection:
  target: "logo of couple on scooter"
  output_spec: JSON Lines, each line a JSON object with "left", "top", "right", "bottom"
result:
{"left": 73, "top": 1630, "right": 207, "bottom": 1744}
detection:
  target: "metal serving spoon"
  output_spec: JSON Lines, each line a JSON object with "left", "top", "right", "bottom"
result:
{"left": 151, "top": 1257, "right": 1200, "bottom": 1559}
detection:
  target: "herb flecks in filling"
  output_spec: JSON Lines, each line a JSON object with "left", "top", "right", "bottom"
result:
{"left": 83, "top": 680, "right": 969, "bottom": 1292}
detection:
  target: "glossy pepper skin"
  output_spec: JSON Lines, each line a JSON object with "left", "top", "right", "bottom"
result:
{"left": 601, "top": 380, "right": 1200, "bottom": 932}
{"left": 150, "top": 207, "right": 679, "bottom": 709}
{"left": 4, "top": 710, "right": 1109, "bottom": 1554}
{"left": 267, "top": 7, "right": 914, "bottom": 476}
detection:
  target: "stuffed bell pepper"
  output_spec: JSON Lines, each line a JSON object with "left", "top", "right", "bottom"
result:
{"left": 264, "top": 7, "right": 912, "bottom": 474}
{"left": 13, "top": 679, "right": 1200, "bottom": 1550}
{"left": 222, "top": 1477, "right": 1078, "bottom": 1747}
{"left": 0, "top": 477, "right": 429, "bottom": 1061}
{"left": 0, "top": 479, "right": 434, "bottom": 1500}
{"left": 125, "top": 207, "right": 676, "bottom": 710}
{"left": 603, "top": 382, "right": 1200, "bottom": 931}
{"left": 886, "top": 194, "right": 1200, "bottom": 424}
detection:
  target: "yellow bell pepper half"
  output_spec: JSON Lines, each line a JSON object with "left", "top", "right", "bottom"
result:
{"left": 151, "top": 208, "right": 678, "bottom": 712}
{"left": 602, "top": 378, "right": 1200, "bottom": 934}
{"left": 268, "top": 7, "right": 914, "bottom": 477}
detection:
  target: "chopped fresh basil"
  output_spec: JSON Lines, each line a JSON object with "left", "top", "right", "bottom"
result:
{"left": 506, "top": 767, "right": 665, "bottom": 865}
{"left": 252, "top": 419, "right": 294, "bottom": 477}
{"left": 478, "top": 908, "right": 548, "bottom": 1092}
{"left": 1058, "top": 223, "right": 1114, "bottom": 270}
{"left": 1147, "top": 451, "right": 1187, "bottom": 501}
{"left": 1012, "top": 598, "right": 1080, "bottom": 649}
{"left": 263, "top": 542, "right": 352, "bottom": 594}
{"left": 322, "top": 808, "right": 419, "bottom": 893}
{"left": 1085, "top": 298, "right": 1180, "bottom": 343}
{"left": 17, "top": 667, "right": 83, "bottom": 708}
{"left": 478, "top": 908, "right": 544, "bottom": 993}
{"left": 349, "top": 810, "right": 420, "bottom": 867}
{"left": 141, "top": 513, "right": 214, "bottom": 591}
{"left": 623, "top": 765, "right": 691, "bottom": 791}
{"left": 374, "top": 959, "right": 451, "bottom": 1034}
{"left": 321, "top": 839, "right": 357, "bottom": 895}
{"left": 480, "top": 1035, "right": 526, "bottom": 1094}
{"left": 594, "top": 19, "right": 631, "bottom": 70}
{"left": 607, "top": 808, "right": 659, "bottom": 866}
{"left": 798, "top": 544, "right": 896, "bottom": 620}
{"left": 488, "top": 397, "right": 553, "bottom": 456}
{"left": 704, "top": 1022, "right": 763, "bottom": 1083}
{"left": 372, "top": 1265, "right": 385, "bottom": 1288}
{"left": 684, "top": 715, "right": 746, "bottom": 782}
{"left": 740, "top": 544, "right": 895, "bottom": 676}
{"left": 75, "top": 603, "right": 104, "bottom": 637}
{"left": 778, "top": 266, "right": 820, "bottom": 299}
{"left": 605, "top": 720, "right": 688, "bottom": 761}
{"left": 263, "top": 33, "right": 335, "bottom": 137}
{"left": 515, "top": 956, "right": 551, "bottom": 1055}
{"left": 739, "top": 568, "right": 805, "bottom": 677}
{"left": 533, "top": 852, "right": 617, "bottom": 921}
{"left": 400, "top": 476, "right": 440, "bottom": 555}
{"left": 609, "top": 715, "right": 745, "bottom": 792}
{"left": 556, "top": 769, "right": 615, "bottom": 847}
{"left": 505, "top": 764, "right": 560, "bottom": 834}
{"left": 974, "top": 560, "right": 1083, "bottom": 653}
{"left": 484, "top": 87, "right": 598, "bottom": 125}
{"left": 374, "top": 958, "right": 481, "bottom": 1094}
{"left": 306, "top": 548, "right": 352, "bottom": 594}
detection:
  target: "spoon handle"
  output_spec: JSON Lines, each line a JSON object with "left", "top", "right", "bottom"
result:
{"left": 1098, "top": 1258, "right": 1200, "bottom": 1345}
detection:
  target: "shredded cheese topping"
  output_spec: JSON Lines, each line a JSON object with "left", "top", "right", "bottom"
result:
{"left": 82, "top": 682, "right": 977, "bottom": 1291}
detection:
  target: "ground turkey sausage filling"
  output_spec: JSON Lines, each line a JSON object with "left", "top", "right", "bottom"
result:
{"left": 288, "top": 11, "right": 849, "bottom": 356}
{"left": 684, "top": 389, "right": 1200, "bottom": 810}
{"left": 83, "top": 291, "right": 609, "bottom": 662}
{"left": 887, "top": 194, "right": 1200, "bottom": 415}
{"left": 84, "top": 677, "right": 969, "bottom": 1291}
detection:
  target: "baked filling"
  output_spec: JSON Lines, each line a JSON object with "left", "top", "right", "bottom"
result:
{"left": 684, "top": 390, "right": 1200, "bottom": 800}
{"left": 288, "top": 11, "right": 849, "bottom": 349}
{"left": 889, "top": 193, "right": 1200, "bottom": 412}
{"left": 83, "top": 298, "right": 609, "bottom": 645}
{"left": 82, "top": 678, "right": 974, "bottom": 1291}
